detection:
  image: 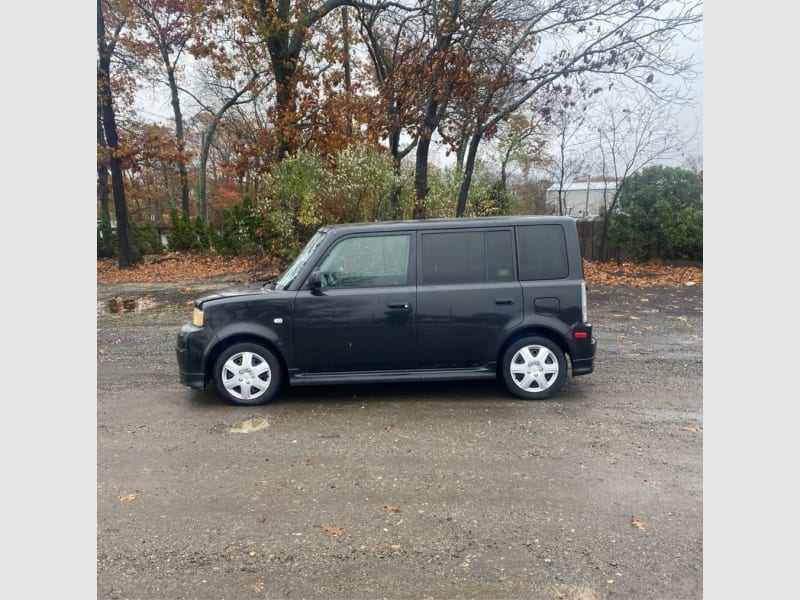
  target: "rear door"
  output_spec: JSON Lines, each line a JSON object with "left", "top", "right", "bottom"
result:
{"left": 416, "top": 228, "right": 522, "bottom": 368}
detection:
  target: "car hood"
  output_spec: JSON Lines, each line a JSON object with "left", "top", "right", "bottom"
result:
{"left": 196, "top": 282, "right": 275, "bottom": 304}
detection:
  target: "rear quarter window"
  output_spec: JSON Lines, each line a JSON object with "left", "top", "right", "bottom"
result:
{"left": 516, "top": 224, "right": 569, "bottom": 280}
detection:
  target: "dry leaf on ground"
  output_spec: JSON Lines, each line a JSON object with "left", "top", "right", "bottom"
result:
{"left": 98, "top": 254, "right": 701, "bottom": 288}
{"left": 631, "top": 515, "right": 648, "bottom": 532}
{"left": 322, "top": 524, "right": 344, "bottom": 536}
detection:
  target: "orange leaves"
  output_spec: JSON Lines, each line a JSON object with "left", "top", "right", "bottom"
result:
{"left": 683, "top": 423, "right": 703, "bottom": 432}
{"left": 583, "top": 260, "right": 703, "bottom": 288}
{"left": 97, "top": 252, "right": 277, "bottom": 285}
{"left": 322, "top": 524, "right": 345, "bottom": 537}
{"left": 630, "top": 515, "right": 647, "bottom": 532}
{"left": 117, "top": 492, "right": 137, "bottom": 502}
{"left": 322, "top": 502, "right": 401, "bottom": 538}
{"left": 99, "top": 253, "right": 701, "bottom": 288}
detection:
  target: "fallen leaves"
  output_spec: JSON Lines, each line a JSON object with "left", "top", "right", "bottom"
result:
{"left": 583, "top": 260, "right": 702, "bottom": 288}
{"left": 630, "top": 515, "right": 647, "bottom": 532}
{"left": 97, "top": 252, "right": 278, "bottom": 285}
{"left": 382, "top": 504, "right": 401, "bottom": 514}
{"left": 98, "top": 253, "right": 701, "bottom": 288}
{"left": 117, "top": 493, "right": 137, "bottom": 502}
{"left": 322, "top": 524, "right": 345, "bottom": 536}
{"left": 683, "top": 423, "right": 703, "bottom": 432}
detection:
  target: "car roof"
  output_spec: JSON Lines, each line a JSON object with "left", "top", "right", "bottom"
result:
{"left": 319, "top": 215, "right": 575, "bottom": 235}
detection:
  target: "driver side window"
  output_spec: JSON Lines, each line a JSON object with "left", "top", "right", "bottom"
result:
{"left": 318, "top": 234, "right": 410, "bottom": 288}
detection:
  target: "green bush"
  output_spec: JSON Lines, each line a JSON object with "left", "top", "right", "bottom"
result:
{"left": 129, "top": 218, "right": 163, "bottom": 258}
{"left": 166, "top": 209, "right": 195, "bottom": 251}
{"left": 97, "top": 213, "right": 116, "bottom": 258}
{"left": 96, "top": 214, "right": 163, "bottom": 260}
{"left": 215, "top": 196, "right": 271, "bottom": 257}
{"left": 606, "top": 165, "right": 703, "bottom": 262}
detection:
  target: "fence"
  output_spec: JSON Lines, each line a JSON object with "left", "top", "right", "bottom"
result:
{"left": 575, "top": 220, "right": 619, "bottom": 262}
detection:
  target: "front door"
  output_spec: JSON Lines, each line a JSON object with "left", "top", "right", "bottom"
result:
{"left": 293, "top": 232, "right": 416, "bottom": 373}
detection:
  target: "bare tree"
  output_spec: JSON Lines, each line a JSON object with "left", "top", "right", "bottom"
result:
{"left": 451, "top": 0, "right": 703, "bottom": 217}
{"left": 590, "top": 88, "right": 689, "bottom": 260}
{"left": 543, "top": 103, "right": 591, "bottom": 216}
{"left": 357, "top": 4, "right": 424, "bottom": 217}
{"left": 126, "top": 0, "right": 202, "bottom": 215}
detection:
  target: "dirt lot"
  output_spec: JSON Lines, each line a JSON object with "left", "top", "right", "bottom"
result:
{"left": 97, "top": 274, "right": 702, "bottom": 600}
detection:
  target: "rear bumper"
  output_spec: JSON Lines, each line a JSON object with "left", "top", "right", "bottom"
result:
{"left": 569, "top": 324, "right": 596, "bottom": 376}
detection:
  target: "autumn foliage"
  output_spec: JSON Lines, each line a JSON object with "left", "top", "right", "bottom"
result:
{"left": 97, "top": 252, "right": 702, "bottom": 288}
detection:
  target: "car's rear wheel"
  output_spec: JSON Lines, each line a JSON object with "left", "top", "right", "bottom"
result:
{"left": 213, "top": 343, "right": 282, "bottom": 406}
{"left": 501, "top": 336, "right": 567, "bottom": 400}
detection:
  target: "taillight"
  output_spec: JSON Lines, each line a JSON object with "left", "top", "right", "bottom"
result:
{"left": 581, "top": 281, "right": 588, "bottom": 323}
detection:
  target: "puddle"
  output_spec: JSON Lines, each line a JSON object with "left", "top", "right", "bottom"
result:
{"left": 229, "top": 417, "right": 270, "bottom": 433}
{"left": 98, "top": 296, "right": 158, "bottom": 315}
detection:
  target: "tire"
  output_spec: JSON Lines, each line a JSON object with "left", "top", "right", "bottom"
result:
{"left": 501, "top": 336, "right": 567, "bottom": 400}
{"left": 213, "top": 343, "right": 282, "bottom": 406}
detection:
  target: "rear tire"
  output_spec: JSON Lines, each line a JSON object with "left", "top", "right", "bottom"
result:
{"left": 213, "top": 343, "right": 282, "bottom": 406}
{"left": 501, "top": 336, "right": 567, "bottom": 400}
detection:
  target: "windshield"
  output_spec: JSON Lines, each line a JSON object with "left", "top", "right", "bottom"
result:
{"left": 274, "top": 230, "right": 327, "bottom": 290}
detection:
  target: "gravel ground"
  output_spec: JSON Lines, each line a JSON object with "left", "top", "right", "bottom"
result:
{"left": 96, "top": 277, "right": 702, "bottom": 600}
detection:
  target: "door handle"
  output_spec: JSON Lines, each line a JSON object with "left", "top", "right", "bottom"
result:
{"left": 494, "top": 298, "right": 514, "bottom": 305}
{"left": 387, "top": 302, "right": 410, "bottom": 309}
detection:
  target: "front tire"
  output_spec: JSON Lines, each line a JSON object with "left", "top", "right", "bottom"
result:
{"left": 501, "top": 336, "right": 567, "bottom": 400}
{"left": 213, "top": 343, "right": 282, "bottom": 406}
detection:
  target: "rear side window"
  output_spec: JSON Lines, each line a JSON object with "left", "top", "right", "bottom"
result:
{"left": 516, "top": 224, "right": 568, "bottom": 280}
{"left": 421, "top": 230, "right": 514, "bottom": 284}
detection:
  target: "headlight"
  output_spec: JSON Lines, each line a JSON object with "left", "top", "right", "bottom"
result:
{"left": 192, "top": 307, "right": 204, "bottom": 327}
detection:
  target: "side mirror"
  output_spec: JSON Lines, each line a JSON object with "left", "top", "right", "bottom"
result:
{"left": 307, "top": 270, "right": 322, "bottom": 289}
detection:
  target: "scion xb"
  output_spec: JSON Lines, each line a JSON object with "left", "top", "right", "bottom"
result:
{"left": 176, "top": 216, "right": 595, "bottom": 405}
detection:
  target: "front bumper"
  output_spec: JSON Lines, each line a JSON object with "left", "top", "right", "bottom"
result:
{"left": 176, "top": 323, "right": 212, "bottom": 390}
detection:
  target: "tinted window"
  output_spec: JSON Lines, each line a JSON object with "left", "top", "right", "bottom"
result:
{"left": 420, "top": 230, "right": 514, "bottom": 284}
{"left": 318, "top": 234, "right": 410, "bottom": 287}
{"left": 422, "top": 231, "right": 485, "bottom": 284}
{"left": 516, "top": 224, "right": 568, "bottom": 280}
{"left": 487, "top": 230, "right": 514, "bottom": 281}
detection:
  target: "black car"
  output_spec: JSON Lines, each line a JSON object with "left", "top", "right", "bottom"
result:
{"left": 176, "top": 216, "right": 595, "bottom": 406}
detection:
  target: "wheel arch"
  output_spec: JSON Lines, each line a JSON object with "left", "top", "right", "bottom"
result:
{"left": 496, "top": 327, "right": 572, "bottom": 376}
{"left": 205, "top": 333, "right": 289, "bottom": 385}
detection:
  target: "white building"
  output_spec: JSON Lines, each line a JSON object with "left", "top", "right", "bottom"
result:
{"left": 546, "top": 181, "right": 617, "bottom": 219}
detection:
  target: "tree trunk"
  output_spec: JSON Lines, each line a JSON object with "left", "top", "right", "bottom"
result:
{"left": 413, "top": 94, "right": 441, "bottom": 219}
{"left": 166, "top": 66, "right": 191, "bottom": 215}
{"left": 455, "top": 128, "right": 483, "bottom": 217}
{"left": 413, "top": 134, "right": 432, "bottom": 219}
{"left": 198, "top": 118, "right": 220, "bottom": 223}
{"left": 96, "top": 102, "right": 110, "bottom": 220}
{"left": 341, "top": 7, "right": 353, "bottom": 137}
{"left": 97, "top": 0, "right": 132, "bottom": 268}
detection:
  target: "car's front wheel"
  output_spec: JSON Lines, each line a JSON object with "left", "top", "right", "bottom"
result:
{"left": 213, "top": 343, "right": 282, "bottom": 406}
{"left": 501, "top": 336, "right": 567, "bottom": 400}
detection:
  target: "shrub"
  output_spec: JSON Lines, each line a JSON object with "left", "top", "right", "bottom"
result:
{"left": 606, "top": 165, "right": 702, "bottom": 262}
{"left": 166, "top": 209, "right": 195, "bottom": 251}
{"left": 215, "top": 196, "right": 271, "bottom": 257}
{"left": 97, "top": 213, "right": 116, "bottom": 259}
